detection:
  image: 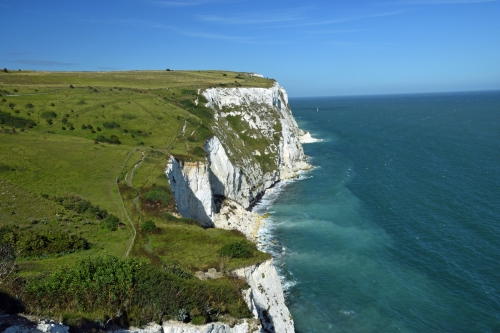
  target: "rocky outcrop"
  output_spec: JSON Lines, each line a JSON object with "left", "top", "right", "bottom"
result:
{"left": 233, "top": 260, "right": 294, "bottom": 333}
{"left": 213, "top": 200, "right": 262, "bottom": 241}
{"left": 166, "top": 158, "right": 215, "bottom": 226}
{"left": 4, "top": 321, "right": 69, "bottom": 333}
{"left": 110, "top": 320, "right": 261, "bottom": 333}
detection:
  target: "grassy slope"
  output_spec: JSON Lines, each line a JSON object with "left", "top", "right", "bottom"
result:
{"left": 0, "top": 70, "right": 273, "bottom": 322}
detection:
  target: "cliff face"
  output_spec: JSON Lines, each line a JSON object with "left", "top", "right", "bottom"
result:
{"left": 166, "top": 82, "right": 309, "bottom": 227}
{"left": 165, "top": 82, "right": 308, "bottom": 333}
{"left": 234, "top": 260, "right": 294, "bottom": 333}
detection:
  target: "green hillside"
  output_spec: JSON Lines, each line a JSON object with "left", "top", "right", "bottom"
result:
{"left": 0, "top": 70, "right": 271, "bottom": 329}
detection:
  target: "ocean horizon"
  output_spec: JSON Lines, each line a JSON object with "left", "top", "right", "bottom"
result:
{"left": 254, "top": 90, "right": 500, "bottom": 332}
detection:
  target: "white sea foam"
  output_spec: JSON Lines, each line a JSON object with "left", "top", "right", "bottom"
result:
{"left": 251, "top": 166, "right": 315, "bottom": 300}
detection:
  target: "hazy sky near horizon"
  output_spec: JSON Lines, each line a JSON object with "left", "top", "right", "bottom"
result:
{"left": 1, "top": 0, "right": 499, "bottom": 96}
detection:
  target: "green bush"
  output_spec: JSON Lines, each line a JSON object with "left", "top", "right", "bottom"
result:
{"left": 94, "top": 135, "right": 121, "bottom": 145}
{"left": 41, "top": 111, "right": 57, "bottom": 119}
{"left": 21, "top": 256, "right": 252, "bottom": 326}
{"left": 218, "top": 241, "right": 254, "bottom": 259}
{"left": 0, "top": 111, "right": 36, "bottom": 128}
{"left": 0, "top": 226, "right": 89, "bottom": 257}
{"left": 141, "top": 220, "right": 156, "bottom": 232}
{"left": 103, "top": 121, "right": 120, "bottom": 129}
{"left": 105, "top": 214, "right": 120, "bottom": 231}
{"left": 144, "top": 187, "right": 171, "bottom": 205}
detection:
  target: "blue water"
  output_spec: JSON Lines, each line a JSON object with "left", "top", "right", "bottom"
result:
{"left": 254, "top": 91, "right": 500, "bottom": 332}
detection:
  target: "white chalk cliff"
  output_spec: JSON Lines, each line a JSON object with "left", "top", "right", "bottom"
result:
{"left": 166, "top": 82, "right": 311, "bottom": 333}
{"left": 166, "top": 82, "right": 310, "bottom": 226}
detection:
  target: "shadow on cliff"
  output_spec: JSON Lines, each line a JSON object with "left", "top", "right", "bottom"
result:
{"left": 208, "top": 169, "right": 227, "bottom": 214}
{"left": 255, "top": 304, "right": 276, "bottom": 333}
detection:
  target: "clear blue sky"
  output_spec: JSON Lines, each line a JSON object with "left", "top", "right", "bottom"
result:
{"left": 1, "top": 0, "right": 499, "bottom": 96}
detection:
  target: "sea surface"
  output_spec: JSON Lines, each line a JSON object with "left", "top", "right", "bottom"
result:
{"left": 253, "top": 91, "right": 500, "bottom": 333}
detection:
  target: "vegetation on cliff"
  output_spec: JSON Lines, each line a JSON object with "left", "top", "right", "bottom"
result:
{"left": 0, "top": 70, "right": 272, "bottom": 329}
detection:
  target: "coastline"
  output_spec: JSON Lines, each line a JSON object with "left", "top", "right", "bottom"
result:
{"left": 1, "top": 82, "right": 316, "bottom": 333}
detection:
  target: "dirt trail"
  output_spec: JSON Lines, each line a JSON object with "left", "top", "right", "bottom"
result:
{"left": 117, "top": 149, "right": 144, "bottom": 257}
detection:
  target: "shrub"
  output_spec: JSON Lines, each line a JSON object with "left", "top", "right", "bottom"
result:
{"left": 103, "top": 121, "right": 120, "bottom": 129}
{"left": 61, "top": 118, "right": 68, "bottom": 124}
{"left": 69, "top": 84, "right": 74, "bottom": 88}
{"left": 25, "top": 103, "right": 34, "bottom": 108}
{"left": 41, "top": 111, "right": 57, "bottom": 119}
{"left": 87, "top": 124, "right": 93, "bottom": 130}
{"left": 21, "top": 255, "right": 252, "bottom": 327}
{"left": 8, "top": 103, "right": 15, "bottom": 108}
{"left": 0, "top": 226, "right": 89, "bottom": 257}
{"left": 218, "top": 241, "right": 254, "bottom": 258}
{"left": 105, "top": 214, "right": 120, "bottom": 231}
{"left": 144, "top": 187, "right": 171, "bottom": 205}
{"left": 94, "top": 135, "right": 121, "bottom": 145}
{"left": 141, "top": 220, "right": 157, "bottom": 232}
{"left": 61, "top": 126, "right": 66, "bottom": 130}
{"left": 81, "top": 124, "right": 87, "bottom": 129}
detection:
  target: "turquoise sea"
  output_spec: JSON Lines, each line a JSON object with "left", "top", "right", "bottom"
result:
{"left": 254, "top": 91, "right": 500, "bottom": 333}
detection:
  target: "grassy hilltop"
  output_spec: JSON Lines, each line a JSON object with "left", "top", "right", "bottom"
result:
{"left": 0, "top": 70, "right": 271, "bottom": 328}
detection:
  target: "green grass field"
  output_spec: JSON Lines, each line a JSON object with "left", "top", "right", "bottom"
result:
{"left": 0, "top": 70, "right": 272, "bottom": 327}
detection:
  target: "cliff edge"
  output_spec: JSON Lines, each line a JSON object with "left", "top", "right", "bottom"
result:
{"left": 165, "top": 82, "right": 310, "bottom": 333}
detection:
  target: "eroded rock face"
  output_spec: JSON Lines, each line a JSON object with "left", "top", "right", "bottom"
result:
{"left": 213, "top": 199, "right": 262, "bottom": 241}
{"left": 233, "top": 260, "right": 295, "bottom": 333}
{"left": 166, "top": 158, "right": 215, "bottom": 227}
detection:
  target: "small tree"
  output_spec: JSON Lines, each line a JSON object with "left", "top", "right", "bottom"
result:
{"left": 3, "top": 68, "right": 8, "bottom": 73}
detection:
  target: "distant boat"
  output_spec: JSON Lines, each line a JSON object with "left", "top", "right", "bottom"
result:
{"left": 316, "top": 107, "right": 319, "bottom": 112}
